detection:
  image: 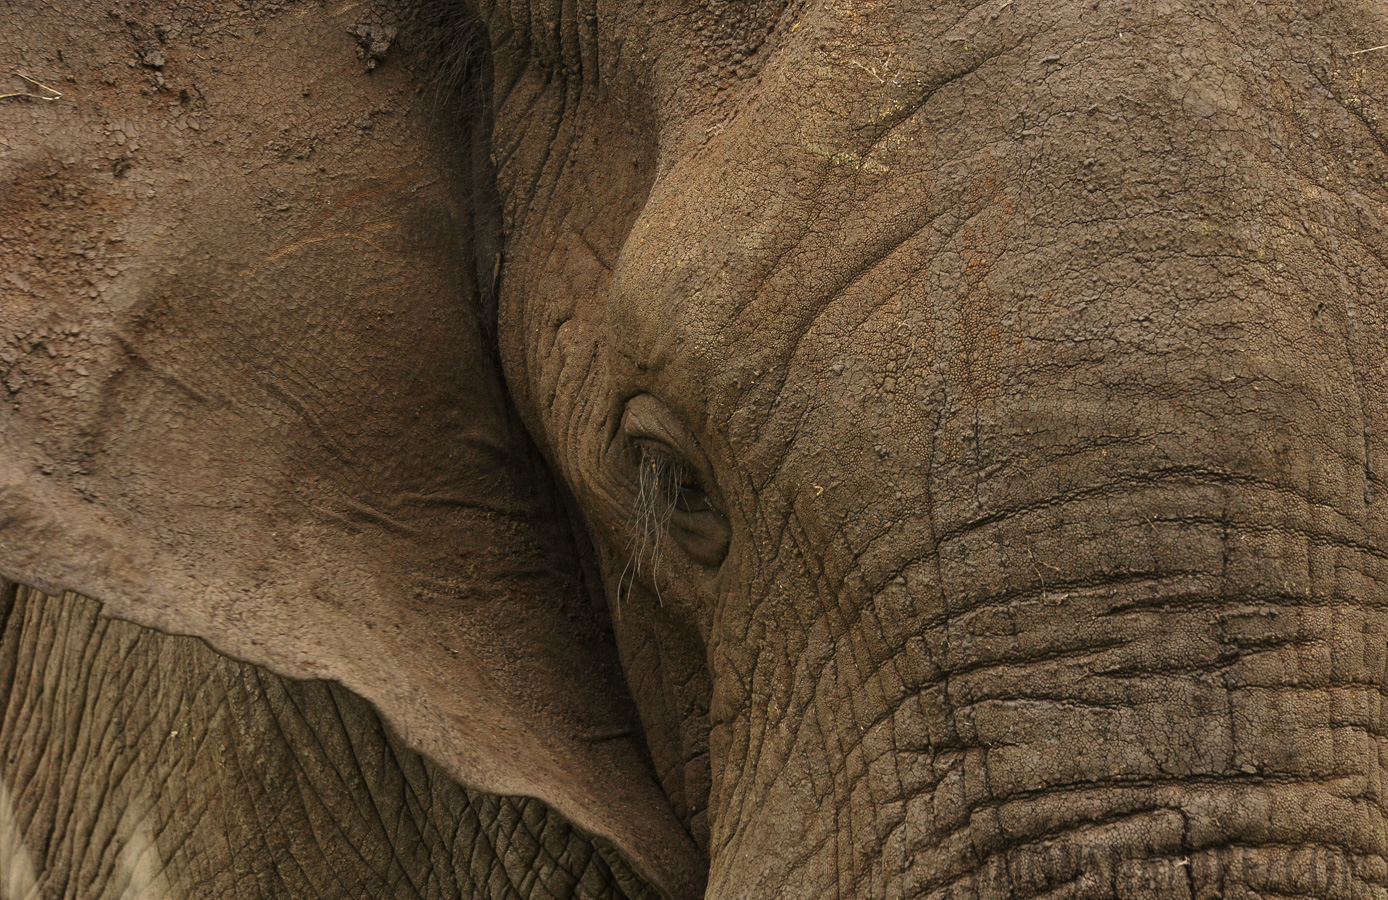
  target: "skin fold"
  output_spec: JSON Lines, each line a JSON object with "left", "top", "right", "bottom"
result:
{"left": 3, "top": 0, "right": 1388, "bottom": 898}
{"left": 0, "top": 0, "right": 697, "bottom": 896}
{"left": 482, "top": 0, "right": 1388, "bottom": 896}
{"left": 0, "top": 581, "right": 657, "bottom": 900}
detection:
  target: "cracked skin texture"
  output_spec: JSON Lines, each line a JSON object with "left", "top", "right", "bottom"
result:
{"left": 0, "top": 582, "right": 658, "bottom": 900}
{"left": 486, "top": 0, "right": 1388, "bottom": 896}
{"left": 3, "top": 0, "right": 1388, "bottom": 898}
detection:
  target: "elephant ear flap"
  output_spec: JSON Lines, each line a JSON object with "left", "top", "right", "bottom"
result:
{"left": 0, "top": 158, "right": 702, "bottom": 899}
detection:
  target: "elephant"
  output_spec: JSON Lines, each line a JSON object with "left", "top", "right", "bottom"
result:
{"left": 2, "top": 0, "right": 1387, "bottom": 896}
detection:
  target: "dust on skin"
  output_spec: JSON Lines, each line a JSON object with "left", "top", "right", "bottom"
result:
{"left": 1, "top": 0, "right": 484, "bottom": 503}
{"left": 1, "top": 7, "right": 703, "bottom": 894}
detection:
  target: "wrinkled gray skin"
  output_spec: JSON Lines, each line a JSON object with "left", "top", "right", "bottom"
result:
{"left": 0, "top": 584, "right": 657, "bottom": 900}
{"left": 4, "top": 0, "right": 1388, "bottom": 898}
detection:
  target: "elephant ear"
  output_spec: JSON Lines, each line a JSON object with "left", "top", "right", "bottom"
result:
{"left": 0, "top": 7, "right": 701, "bottom": 898}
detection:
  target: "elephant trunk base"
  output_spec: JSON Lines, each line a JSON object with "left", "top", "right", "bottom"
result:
{"left": 705, "top": 493, "right": 1387, "bottom": 899}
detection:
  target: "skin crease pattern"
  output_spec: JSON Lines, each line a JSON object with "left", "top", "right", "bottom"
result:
{"left": 1, "top": 0, "right": 699, "bottom": 897}
{"left": 3, "top": 0, "right": 1388, "bottom": 898}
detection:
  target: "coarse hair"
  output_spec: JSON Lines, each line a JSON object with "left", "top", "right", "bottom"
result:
{"left": 620, "top": 447, "right": 691, "bottom": 609}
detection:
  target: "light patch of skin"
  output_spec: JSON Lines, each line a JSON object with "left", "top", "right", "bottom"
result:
{"left": 0, "top": 776, "right": 39, "bottom": 900}
{"left": 109, "top": 800, "right": 170, "bottom": 900}
{"left": 247, "top": 219, "right": 401, "bottom": 272}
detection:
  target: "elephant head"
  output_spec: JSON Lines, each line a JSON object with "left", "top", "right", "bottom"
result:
{"left": 477, "top": 0, "right": 1388, "bottom": 894}
{"left": 4, "top": 0, "right": 1388, "bottom": 897}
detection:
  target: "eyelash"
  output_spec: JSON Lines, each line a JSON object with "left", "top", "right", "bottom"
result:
{"left": 617, "top": 394, "right": 733, "bottom": 580}
{"left": 635, "top": 445, "right": 695, "bottom": 521}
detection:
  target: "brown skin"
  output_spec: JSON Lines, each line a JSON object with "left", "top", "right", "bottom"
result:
{"left": 0, "top": 582, "right": 658, "bottom": 900}
{"left": 0, "top": 0, "right": 699, "bottom": 896}
{"left": 479, "top": 0, "right": 1388, "bottom": 896}
{"left": 4, "top": 0, "right": 1388, "bottom": 897}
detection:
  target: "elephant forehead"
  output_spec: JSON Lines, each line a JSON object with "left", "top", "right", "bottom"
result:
{"left": 609, "top": 2, "right": 951, "bottom": 361}
{"left": 610, "top": 0, "right": 1388, "bottom": 466}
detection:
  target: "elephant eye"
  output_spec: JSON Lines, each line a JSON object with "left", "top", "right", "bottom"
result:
{"left": 636, "top": 446, "right": 699, "bottom": 512}
{"left": 621, "top": 397, "right": 731, "bottom": 570}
